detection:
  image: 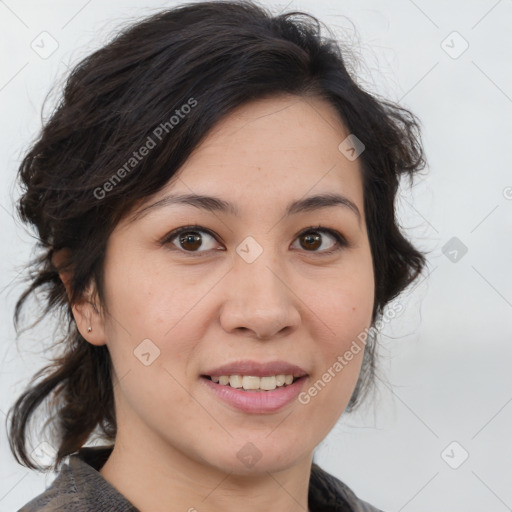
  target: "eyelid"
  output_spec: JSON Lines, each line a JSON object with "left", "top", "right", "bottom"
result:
{"left": 294, "top": 225, "right": 348, "bottom": 255}
{"left": 160, "top": 225, "right": 222, "bottom": 255}
{"left": 160, "top": 224, "right": 348, "bottom": 256}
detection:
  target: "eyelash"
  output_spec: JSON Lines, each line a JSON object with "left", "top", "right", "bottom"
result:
{"left": 160, "top": 224, "right": 348, "bottom": 257}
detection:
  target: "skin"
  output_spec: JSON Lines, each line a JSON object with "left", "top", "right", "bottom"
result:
{"left": 64, "top": 94, "right": 375, "bottom": 512}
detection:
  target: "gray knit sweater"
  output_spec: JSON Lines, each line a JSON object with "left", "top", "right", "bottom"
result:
{"left": 17, "top": 446, "right": 383, "bottom": 512}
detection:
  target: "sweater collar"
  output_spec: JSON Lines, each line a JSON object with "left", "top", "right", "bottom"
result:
{"left": 71, "top": 445, "right": 361, "bottom": 512}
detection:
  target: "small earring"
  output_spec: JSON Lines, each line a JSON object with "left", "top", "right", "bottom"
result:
{"left": 87, "top": 326, "right": 92, "bottom": 333}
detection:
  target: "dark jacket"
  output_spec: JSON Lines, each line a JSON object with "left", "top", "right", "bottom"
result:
{"left": 17, "top": 445, "right": 383, "bottom": 512}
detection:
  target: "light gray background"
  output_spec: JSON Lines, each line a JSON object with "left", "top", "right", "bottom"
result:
{"left": 1, "top": 1, "right": 511, "bottom": 511}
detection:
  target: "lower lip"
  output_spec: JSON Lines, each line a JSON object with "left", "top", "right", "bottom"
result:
{"left": 200, "top": 376, "right": 307, "bottom": 414}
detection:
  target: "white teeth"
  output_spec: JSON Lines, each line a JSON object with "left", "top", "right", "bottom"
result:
{"left": 259, "top": 376, "right": 276, "bottom": 390}
{"left": 208, "top": 374, "right": 296, "bottom": 390}
{"left": 243, "top": 375, "right": 261, "bottom": 390}
{"left": 229, "top": 375, "right": 243, "bottom": 388}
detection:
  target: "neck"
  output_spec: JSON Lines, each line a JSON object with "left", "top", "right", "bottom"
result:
{"left": 99, "top": 427, "right": 313, "bottom": 512}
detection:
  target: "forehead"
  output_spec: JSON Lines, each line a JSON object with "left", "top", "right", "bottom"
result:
{"left": 171, "top": 95, "right": 361, "bottom": 196}
{"left": 126, "top": 95, "right": 364, "bottom": 226}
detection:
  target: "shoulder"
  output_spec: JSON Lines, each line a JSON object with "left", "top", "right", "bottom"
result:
{"left": 17, "top": 463, "right": 81, "bottom": 512}
{"left": 16, "top": 446, "right": 138, "bottom": 512}
{"left": 309, "top": 462, "right": 385, "bottom": 512}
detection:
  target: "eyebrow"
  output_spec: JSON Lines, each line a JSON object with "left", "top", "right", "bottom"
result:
{"left": 131, "top": 192, "right": 361, "bottom": 223}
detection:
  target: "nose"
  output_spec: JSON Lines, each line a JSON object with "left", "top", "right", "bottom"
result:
{"left": 219, "top": 246, "right": 301, "bottom": 340}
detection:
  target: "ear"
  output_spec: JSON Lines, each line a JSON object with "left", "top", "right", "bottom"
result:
{"left": 52, "top": 248, "right": 107, "bottom": 346}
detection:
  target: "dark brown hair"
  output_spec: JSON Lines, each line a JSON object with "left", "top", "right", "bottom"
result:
{"left": 6, "top": 0, "right": 426, "bottom": 472}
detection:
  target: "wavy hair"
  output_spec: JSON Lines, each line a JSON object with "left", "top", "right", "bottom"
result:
{"left": 6, "top": 0, "right": 426, "bottom": 472}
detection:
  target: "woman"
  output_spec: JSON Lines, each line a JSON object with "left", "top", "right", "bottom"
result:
{"left": 7, "top": 1, "right": 426, "bottom": 511}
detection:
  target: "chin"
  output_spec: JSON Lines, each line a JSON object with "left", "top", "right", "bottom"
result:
{"left": 205, "top": 441, "right": 310, "bottom": 477}
{"left": 218, "top": 457, "right": 301, "bottom": 477}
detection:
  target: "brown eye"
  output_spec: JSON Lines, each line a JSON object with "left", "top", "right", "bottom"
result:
{"left": 300, "top": 233, "right": 322, "bottom": 251}
{"left": 163, "top": 226, "right": 220, "bottom": 253}
{"left": 162, "top": 225, "right": 346, "bottom": 256}
{"left": 293, "top": 227, "right": 346, "bottom": 254}
{"left": 179, "top": 232, "right": 203, "bottom": 251}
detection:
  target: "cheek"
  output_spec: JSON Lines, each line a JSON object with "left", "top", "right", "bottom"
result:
{"left": 102, "top": 252, "right": 194, "bottom": 335}
{"left": 307, "top": 253, "right": 374, "bottom": 347}
{"left": 299, "top": 282, "right": 371, "bottom": 434}
{"left": 101, "top": 253, "right": 210, "bottom": 388}
{"left": 299, "top": 251, "right": 373, "bottom": 416}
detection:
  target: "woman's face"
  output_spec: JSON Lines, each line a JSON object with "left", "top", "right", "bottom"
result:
{"left": 96, "top": 95, "right": 374, "bottom": 474}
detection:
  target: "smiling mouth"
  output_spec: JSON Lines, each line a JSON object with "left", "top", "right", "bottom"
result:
{"left": 201, "top": 374, "right": 302, "bottom": 392}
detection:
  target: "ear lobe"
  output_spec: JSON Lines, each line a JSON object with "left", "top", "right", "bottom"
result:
{"left": 52, "top": 248, "right": 107, "bottom": 346}
{"left": 72, "top": 299, "right": 107, "bottom": 346}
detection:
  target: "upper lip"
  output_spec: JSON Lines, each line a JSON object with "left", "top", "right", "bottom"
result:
{"left": 202, "top": 360, "right": 308, "bottom": 378}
